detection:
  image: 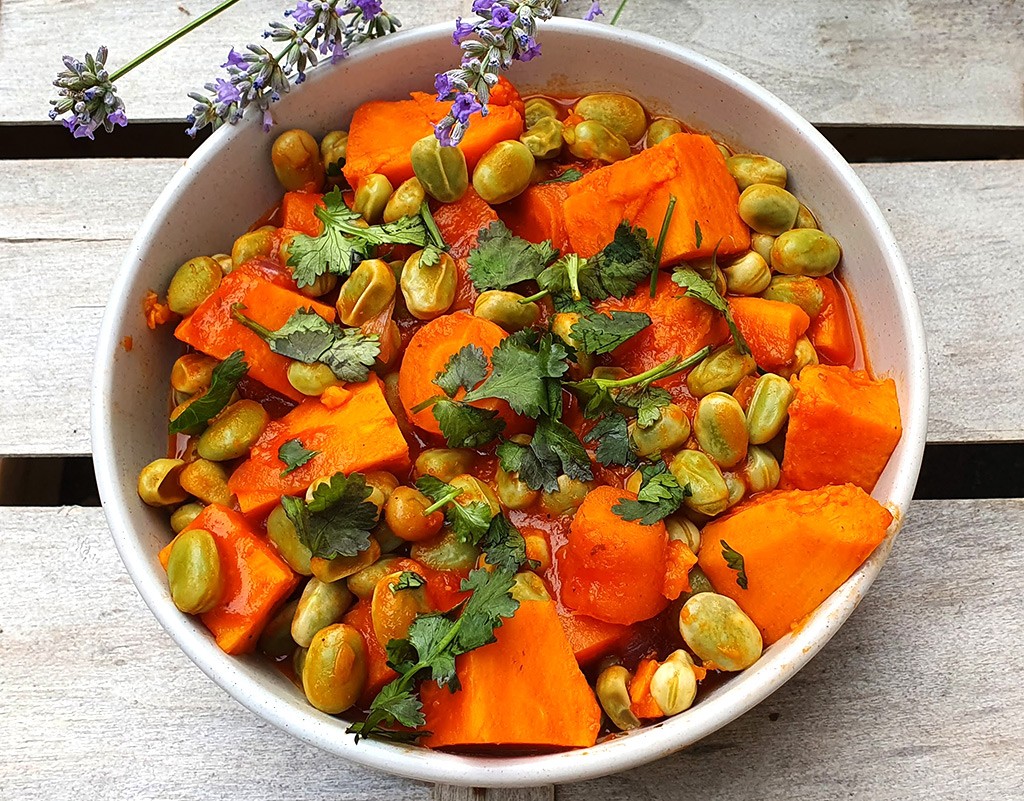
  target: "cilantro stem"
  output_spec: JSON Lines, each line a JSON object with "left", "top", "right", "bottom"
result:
{"left": 419, "top": 201, "right": 447, "bottom": 251}
{"left": 518, "top": 288, "right": 549, "bottom": 304}
{"left": 422, "top": 487, "right": 462, "bottom": 516}
{"left": 411, "top": 395, "right": 442, "bottom": 414}
{"left": 592, "top": 347, "right": 711, "bottom": 390}
{"left": 231, "top": 304, "right": 275, "bottom": 339}
{"left": 611, "top": 0, "right": 630, "bottom": 25}
{"left": 650, "top": 195, "right": 677, "bottom": 298}
{"left": 566, "top": 254, "right": 583, "bottom": 301}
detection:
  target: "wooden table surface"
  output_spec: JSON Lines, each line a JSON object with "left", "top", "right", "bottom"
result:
{"left": 2, "top": 1, "right": 1022, "bottom": 799}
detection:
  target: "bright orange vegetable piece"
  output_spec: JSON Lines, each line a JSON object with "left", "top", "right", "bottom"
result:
{"left": 343, "top": 600, "right": 397, "bottom": 707}
{"left": 500, "top": 179, "right": 575, "bottom": 253}
{"left": 729, "top": 296, "right": 810, "bottom": 371}
{"left": 663, "top": 539, "right": 698, "bottom": 600}
{"left": 279, "top": 191, "right": 325, "bottom": 236}
{"left": 563, "top": 133, "right": 749, "bottom": 264}
{"left": 781, "top": 365, "right": 902, "bottom": 492}
{"left": 430, "top": 189, "right": 499, "bottom": 310}
{"left": 809, "top": 277, "right": 858, "bottom": 366}
{"left": 420, "top": 590, "right": 601, "bottom": 749}
{"left": 227, "top": 375, "right": 410, "bottom": 517}
{"left": 158, "top": 504, "right": 300, "bottom": 655}
{"left": 559, "top": 486, "right": 669, "bottom": 625}
{"left": 342, "top": 80, "right": 524, "bottom": 188}
{"left": 629, "top": 657, "right": 665, "bottom": 719}
{"left": 597, "top": 271, "right": 730, "bottom": 376}
{"left": 397, "top": 311, "right": 520, "bottom": 436}
{"left": 699, "top": 484, "right": 893, "bottom": 644}
{"left": 557, "top": 608, "right": 633, "bottom": 667}
{"left": 174, "top": 267, "right": 335, "bottom": 402}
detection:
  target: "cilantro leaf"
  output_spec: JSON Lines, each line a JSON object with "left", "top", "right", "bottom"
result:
{"left": 281, "top": 472, "right": 377, "bottom": 559}
{"left": 617, "top": 384, "right": 673, "bottom": 429}
{"left": 592, "top": 222, "right": 657, "bottom": 299}
{"left": 355, "top": 677, "right": 427, "bottom": 737}
{"left": 539, "top": 167, "right": 584, "bottom": 185}
{"left": 406, "top": 613, "right": 460, "bottom": 686}
{"left": 434, "top": 344, "right": 488, "bottom": 397}
{"left": 168, "top": 350, "right": 248, "bottom": 435}
{"left": 286, "top": 187, "right": 428, "bottom": 287}
{"left": 455, "top": 568, "right": 520, "bottom": 653}
{"left": 721, "top": 539, "right": 749, "bottom": 589}
{"left": 570, "top": 310, "right": 651, "bottom": 355}
{"left": 497, "top": 416, "right": 594, "bottom": 492}
{"left": 234, "top": 307, "right": 379, "bottom": 382}
{"left": 672, "top": 266, "right": 750, "bottom": 354}
{"left": 583, "top": 412, "right": 636, "bottom": 467}
{"left": 467, "top": 220, "right": 559, "bottom": 292}
{"left": 393, "top": 571, "right": 427, "bottom": 592}
{"left": 416, "top": 476, "right": 493, "bottom": 545}
{"left": 278, "top": 438, "right": 319, "bottom": 477}
{"left": 479, "top": 514, "right": 530, "bottom": 573}
{"left": 612, "top": 462, "right": 690, "bottom": 525}
{"left": 431, "top": 398, "right": 506, "bottom": 449}
{"left": 462, "top": 331, "right": 569, "bottom": 417}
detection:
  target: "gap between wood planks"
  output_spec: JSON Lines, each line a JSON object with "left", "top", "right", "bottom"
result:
{"left": 2, "top": 122, "right": 1024, "bottom": 162}
{"left": 2, "top": 444, "right": 1023, "bottom": 506}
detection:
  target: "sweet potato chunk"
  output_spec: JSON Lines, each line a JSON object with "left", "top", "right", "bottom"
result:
{"left": 430, "top": 189, "right": 499, "bottom": 310}
{"left": 699, "top": 485, "right": 893, "bottom": 644}
{"left": 782, "top": 365, "right": 902, "bottom": 492}
{"left": 729, "top": 296, "right": 811, "bottom": 371}
{"left": 563, "top": 133, "right": 749, "bottom": 264}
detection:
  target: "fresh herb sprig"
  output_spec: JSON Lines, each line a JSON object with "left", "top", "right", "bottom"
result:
{"left": 416, "top": 476, "right": 493, "bottom": 544}
{"left": 673, "top": 261, "right": 750, "bottom": 354}
{"left": 168, "top": 350, "right": 248, "bottom": 435}
{"left": 278, "top": 438, "right": 319, "bottom": 476}
{"left": 612, "top": 462, "right": 690, "bottom": 524}
{"left": 496, "top": 416, "right": 594, "bottom": 492}
{"left": 721, "top": 539, "right": 749, "bottom": 589}
{"left": 467, "top": 221, "right": 559, "bottom": 292}
{"left": 281, "top": 472, "right": 378, "bottom": 560}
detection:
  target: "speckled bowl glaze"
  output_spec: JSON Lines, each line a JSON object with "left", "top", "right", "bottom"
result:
{"left": 93, "top": 18, "right": 928, "bottom": 788}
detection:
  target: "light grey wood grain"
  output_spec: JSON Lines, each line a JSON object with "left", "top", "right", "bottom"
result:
{"left": 1, "top": 500, "right": 1021, "bottom": 800}
{"left": 433, "top": 787, "right": 554, "bottom": 801}
{"left": 5, "top": 0, "right": 1022, "bottom": 127}
{"left": 2, "top": 158, "right": 1022, "bottom": 455}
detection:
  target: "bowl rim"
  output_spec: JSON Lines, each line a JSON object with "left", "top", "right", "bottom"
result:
{"left": 92, "top": 16, "right": 928, "bottom": 788}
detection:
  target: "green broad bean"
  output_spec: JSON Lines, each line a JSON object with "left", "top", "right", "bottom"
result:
{"left": 259, "top": 599, "right": 300, "bottom": 659}
{"left": 665, "top": 513, "right": 701, "bottom": 555}
{"left": 596, "top": 665, "right": 641, "bottom": 731}
{"left": 770, "top": 228, "right": 842, "bottom": 277}
{"left": 371, "top": 570, "right": 431, "bottom": 647}
{"left": 496, "top": 464, "right": 539, "bottom": 510}
{"left": 473, "top": 289, "right": 541, "bottom": 331}
{"left": 574, "top": 93, "right": 647, "bottom": 144}
{"left": 722, "top": 251, "right": 772, "bottom": 296}
{"left": 413, "top": 448, "right": 475, "bottom": 483}
{"left": 795, "top": 203, "right": 818, "bottom": 229}
{"left": 346, "top": 556, "right": 403, "bottom": 600}
{"left": 670, "top": 449, "right": 730, "bottom": 517}
{"left": 311, "top": 539, "right": 381, "bottom": 583}
{"left": 524, "top": 97, "right": 560, "bottom": 128}
{"left": 650, "top": 650, "right": 698, "bottom": 715}
{"left": 684, "top": 565, "right": 715, "bottom": 600}
{"left": 646, "top": 118, "right": 683, "bottom": 147}
{"left": 750, "top": 233, "right": 775, "bottom": 265}
{"left": 196, "top": 399, "right": 269, "bottom": 461}
{"left": 686, "top": 344, "right": 757, "bottom": 398}
{"left": 138, "top": 458, "right": 188, "bottom": 507}
{"left": 694, "top": 392, "right": 749, "bottom": 469}
{"left": 320, "top": 130, "right": 348, "bottom": 183}
{"left": 726, "top": 154, "right": 787, "bottom": 191}
{"left": 383, "top": 177, "right": 426, "bottom": 223}
{"left": 267, "top": 502, "right": 313, "bottom": 575}
{"left": 336, "top": 258, "right": 397, "bottom": 326}
{"left": 745, "top": 373, "right": 796, "bottom": 444}
{"left": 287, "top": 361, "right": 341, "bottom": 396}
{"left": 167, "top": 528, "right": 224, "bottom": 615}
{"left": 511, "top": 571, "right": 550, "bottom": 603}
{"left": 737, "top": 183, "right": 800, "bottom": 236}
{"left": 167, "top": 256, "right": 222, "bottom": 316}
{"left": 231, "top": 229, "right": 275, "bottom": 270}
{"left": 178, "top": 459, "right": 232, "bottom": 507}
{"left": 400, "top": 249, "right": 457, "bottom": 320}
{"left": 271, "top": 129, "right": 325, "bottom": 191}
{"left": 171, "top": 353, "right": 218, "bottom": 395}
{"left": 169, "top": 502, "right": 205, "bottom": 534}
{"left": 724, "top": 472, "right": 746, "bottom": 508}
{"left": 743, "top": 445, "right": 781, "bottom": 494}
{"left": 411, "top": 134, "right": 468, "bottom": 202}
{"left": 449, "top": 474, "right": 500, "bottom": 518}
{"left": 628, "top": 403, "right": 691, "bottom": 458}
{"left": 291, "top": 577, "right": 353, "bottom": 648}
{"left": 302, "top": 623, "right": 367, "bottom": 714}
{"left": 539, "top": 475, "right": 594, "bottom": 516}
{"left": 550, "top": 312, "right": 595, "bottom": 376}
{"left": 520, "top": 116, "right": 564, "bottom": 160}
{"left": 472, "top": 140, "right": 535, "bottom": 204}
{"left": 564, "top": 120, "right": 631, "bottom": 163}
{"left": 761, "top": 274, "right": 825, "bottom": 317}
{"left": 679, "top": 592, "right": 763, "bottom": 671}
{"left": 410, "top": 528, "right": 480, "bottom": 572}
{"left": 384, "top": 486, "right": 444, "bottom": 543}
{"left": 353, "top": 173, "right": 393, "bottom": 224}
{"left": 777, "top": 335, "right": 819, "bottom": 379}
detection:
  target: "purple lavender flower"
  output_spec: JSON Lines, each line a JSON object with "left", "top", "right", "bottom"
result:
{"left": 434, "top": 120, "right": 457, "bottom": 148}
{"left": 262, "top": 108, "right": 275, "bottom": 132}
{"left": 584, "top": 1, "right": 603, "bottom": 20}
{"left": 490, "top": 5, "right": 516, "bottom": 28}
{"left": 107, "top": 108, "right": 128, "bottom": 128}
{"left": 50, "top": 45, "right": 129, "bottom": 139}
{"left": 351, "top": 0, "right": 383, "bottom": 20}
{"left": 518, "top": 36, "right": 542, "bottom": 61}
{"left": 472, "top": 0, "right": 495, "bottom": 13}
{"left": 451, "top": 92, "right": 483, "bottom": 124}
{"left": 452, "top": 17, "right": 475, "bottom": 45}
{"left": 434, "top": 71, "right": 455, "bottom": 100}
{"left": 213, "top": 78, "right": 242, "bottom": 105}
{"left": 221, "top": 48, "right": 248, "bottom": 69}
{"left": 286, "top": 1, "right": 316, "bottom": 24}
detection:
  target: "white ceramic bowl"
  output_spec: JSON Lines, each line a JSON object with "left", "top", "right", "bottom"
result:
{"left": 93, "top": 18, "right": 928, "bottom": 788}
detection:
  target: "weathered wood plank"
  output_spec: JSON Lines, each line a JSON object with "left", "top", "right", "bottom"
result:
{"left": 5, "top": 0, "right": 1022, "bottom": 128}
{"left": 0, "top": 500, "right": 1021, "bottom": 799}
{"left": 1, "top": 158, "right": 1021, "bottom": 455}
{"left": 433, "top": 787, "right": 554, "bottom": 801}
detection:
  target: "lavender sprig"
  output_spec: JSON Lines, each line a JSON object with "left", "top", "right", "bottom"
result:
{"left": 186, "top": 0, "right": 401, "bottom": 137}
